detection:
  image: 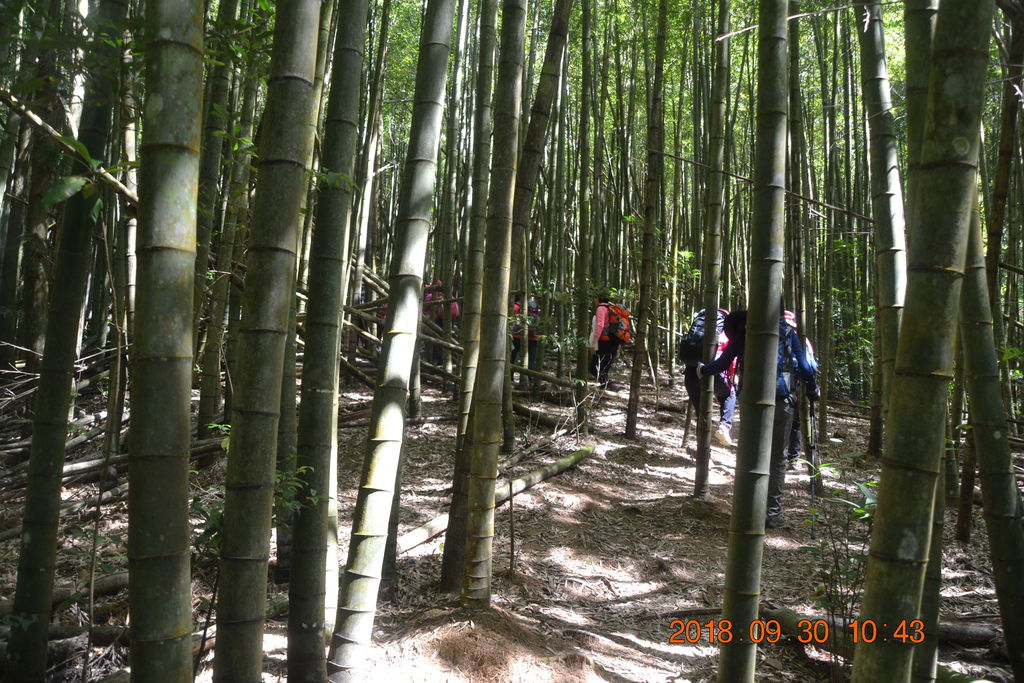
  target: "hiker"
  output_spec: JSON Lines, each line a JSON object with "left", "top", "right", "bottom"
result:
{"left": 783, "top": 310, "right": 819, "bottom": 470}
{"left": 511, "top": 295, "right": 540, "bottom": 371}
{"left": 424, "top": 280, "right": 460, "bottom": 327}
{"left": 698, "top": 308, "right": 818, "bottom": 528}
{"left": 589, "top": 292, "right": 628, "bottom": 391}
{"left": 680, "top": 308, "right": 737, "bottom": 446}
{"left": 423, "top": 280, "right": 459, "bottom": 365}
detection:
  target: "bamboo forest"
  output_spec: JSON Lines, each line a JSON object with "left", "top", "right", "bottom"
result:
{"left": 2, "top": 0, "right": 1024, "bottom": 680}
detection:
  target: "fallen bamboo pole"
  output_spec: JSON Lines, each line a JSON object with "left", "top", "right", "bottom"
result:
{"left": 339, "top": 355, "right": 375, "bottom": 388}
{"left": 512, "top": 401, "right": 565, "bottom": 429}
{"left": 397, "top": 445, "right": 594, "bottom": 553}
{"left": 338, "top": 415, "right": 457, "bottom": 430}
{"left": 1, "top": 416, "right": 127, "bottom": 467}
{"left": 0, "top": 483, "right": 130, "bottom": 543}
{"left": 0, "top": 572, "right": 128, "bottom": 618}
{"left": 498, "top": 426, "right": 572, "bottom": 471}
{"left": 0, "top": 438, "right": 221, "bottom": 492}
{"left": 0, "top": 442, "right": 226, "bottom": 541}
{"left": 510, "top": 364, "right": 584, "bottom": 390}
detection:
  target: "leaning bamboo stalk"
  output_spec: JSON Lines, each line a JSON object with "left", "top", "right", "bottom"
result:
{"left": 0, "top": 88, "right": 139, "bottom": 206}
{"left": 343, "top": 305, "right": 462, "bottom": 352}
{"left": 398, "top": 446, "right": 593, "bottom": 553}
{"left": 329, "top": 0, "right": 455, "bottom": 671}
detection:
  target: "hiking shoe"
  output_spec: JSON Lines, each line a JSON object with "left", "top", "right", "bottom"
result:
{"left": 713, "top": 425, "right": 733, "bottom": 447}
{"left": 765, "top": 515, "right": 784, "bottom": 529}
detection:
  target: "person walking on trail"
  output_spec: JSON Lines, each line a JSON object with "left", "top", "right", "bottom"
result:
{"left": 698, "top": 309, "right": 819, "bottom": 529}
{"left": 681, "top": 308, "right": 737, "bottom": 446}
{"left": 782, "top": 310, "right": 819, "bottom": 470}
{"left": 424, "top": 279, "right": 460, "bottom": 326}
{"left": 423, "top": 280, "right": 459, "bottom": 365}
{"left": 511, "top": 294, "right": 540, "bottom": 373}
{"left": 589, "top": 293, "right": 623, "bottom": 392}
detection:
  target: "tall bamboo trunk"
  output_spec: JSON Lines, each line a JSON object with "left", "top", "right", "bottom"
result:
{"left": 5, "top": 2, "right": 129, "bottom": 678}
{"left": 716, "top": 1, "right": 788, "bottom": 679}
{"left": 856, "top": 0, "right": 906, "bottom": 417}
{"left": 125, "top": 0, "right": 203, "bottom": 678}
{"left": 693, "top": 0, "right": 730, "bottom": 496}
{"left": 460, "top": 0, "right": 526, "bottom": 611}
{"left": 348, "top": 0, "right": 391, "bottom": 329}
{"left": 287, "top": 2, "right": 369, "bottom": 678}
{"left": 572, "top": 0, "right": 593, "bottom": 428}
{"left": 328, "top": 0, "right": 453, "bottom": 674}
{"left": 624, "top": 0, "right": 666, "bottom": 439}
{"left": 440, "top": 0, "right": 498, "bottom": 594}
{"left": 958, "top": 195, "right": 1024, "bottom": 681}
{"left": 851, "top": 1, "right": 994, "bottom": 679}
{"left": 213, "top": 2, "right": 321, "bottom": 678}
{"left": 191, "top": 0, "right": 240, "bottom": 348}
{"left": 510, "top": 0, "right": 573, "bottom": 379}
{"left": 196, "top": 74, "right": 258, "bottom": 442}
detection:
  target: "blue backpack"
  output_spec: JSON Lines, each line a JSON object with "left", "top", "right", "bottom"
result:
{"left": 776, "top": 323, "right": 799, "bottom": 398}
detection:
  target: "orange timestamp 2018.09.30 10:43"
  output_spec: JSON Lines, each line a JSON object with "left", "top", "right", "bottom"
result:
{"left": 667, "top": 618, "right": 926, "bottom": 645}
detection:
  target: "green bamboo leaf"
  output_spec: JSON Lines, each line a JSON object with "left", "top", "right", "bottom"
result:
{"left": 88, "top": 196, "right": 104, "bottom": 224}
{"left": 42, "top": 176, "right": 88, "bottom": 210}
{"left": 56, "top": 134, "right": 95, "bottom": 168}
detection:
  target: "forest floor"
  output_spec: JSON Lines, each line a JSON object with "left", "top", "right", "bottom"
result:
{"left": 0, "top": 355, "right": 1017, "bottom": 682}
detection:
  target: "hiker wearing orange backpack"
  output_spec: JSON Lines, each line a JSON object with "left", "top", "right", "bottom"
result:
{"left": 588, "top": 292, "right": 632, "bottom": 391}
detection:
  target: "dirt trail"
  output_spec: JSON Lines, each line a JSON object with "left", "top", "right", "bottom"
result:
{"left": 303, "top": 383, "right": 980, "bottom": 682}
{"left": 0, "top": 377, "right": 1011, "bottom": 682}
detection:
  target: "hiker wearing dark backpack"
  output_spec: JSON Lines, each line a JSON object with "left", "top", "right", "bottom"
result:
{"left": 698, "top": 309, "right": 818, "bottom": 529}
{"left": 589, "top": 293, "right": 629, "bottom": 391}
{"left": 680, "top": 308, "right": 737, "bottom": 446}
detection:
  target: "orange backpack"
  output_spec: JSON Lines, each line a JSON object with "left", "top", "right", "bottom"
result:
{"left": 602, "top": 303, "right": 633, "bottom": 344}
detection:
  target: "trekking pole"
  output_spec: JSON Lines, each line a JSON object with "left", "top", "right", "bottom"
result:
{"left": 682, "top": 400, "right": 693, "bottom": 447}
{"left": 807, "top": 398, "right": 819, "bottom": 539}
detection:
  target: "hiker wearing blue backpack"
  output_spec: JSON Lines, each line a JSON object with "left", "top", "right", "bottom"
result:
{"left": 679, "top": 308, "right": 737, "bottom": 446}
{"left": 697, "top": 309, "right": 819, "bottom": 529}
{"left": 782, "top": 310, "right": 819, "bottom": 470}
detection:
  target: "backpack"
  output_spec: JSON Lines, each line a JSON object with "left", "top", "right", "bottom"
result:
{"left": 678, "top": 308, "right": 727, "bottom": 366}
{"left": 723, "top": 310, "right": 747, "bottom": 342}
{"left": 776, "top": 323, "right": 799, "bottom": 398}
{"left": 602, "top": 303, "right": 633, "bottom": 344}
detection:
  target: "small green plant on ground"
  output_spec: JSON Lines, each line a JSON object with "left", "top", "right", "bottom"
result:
{"left": 801, "top": 457, "right": 876, "bottom": 682}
